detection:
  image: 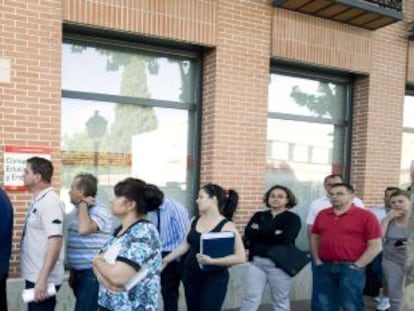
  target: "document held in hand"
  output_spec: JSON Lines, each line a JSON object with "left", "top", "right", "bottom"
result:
{"left": 102, "top": 239, "right": 149, "bottom": 291}
{"left": 200, "top": 231, "right": 235, "bottom": 271}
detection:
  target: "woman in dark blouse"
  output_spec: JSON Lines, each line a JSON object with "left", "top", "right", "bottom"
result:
{"left": 240, "top": 185, "right": 301, "bottom": 311}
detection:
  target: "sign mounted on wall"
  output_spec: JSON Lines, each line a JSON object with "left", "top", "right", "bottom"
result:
{"left": 3, "top": 145, "right": 52, "bottom": 191}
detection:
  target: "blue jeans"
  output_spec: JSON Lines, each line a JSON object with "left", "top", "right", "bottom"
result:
{"left": 311, "top": 260, "right": 323, "bottom": 311}
{"left": 314, "top": 263, "right": 365, "bottom": 311}
{"left": 70, "top": 269, "right": 99, "bottom": 311}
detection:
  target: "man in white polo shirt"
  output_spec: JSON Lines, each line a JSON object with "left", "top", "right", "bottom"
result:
{"left": 21, "top": 157, "right": 65, "bottom": 311}
{"left": 307, "top": 174, "right": 365, "bottom": 311}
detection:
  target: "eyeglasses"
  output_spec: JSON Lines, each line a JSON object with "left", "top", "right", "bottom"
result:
{"left": 327, "top": 192, "right": 348, "bottom": 197}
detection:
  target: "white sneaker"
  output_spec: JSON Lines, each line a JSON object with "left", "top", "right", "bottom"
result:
{"left": 376, "top": 297, "right": 391, "bottom": 311}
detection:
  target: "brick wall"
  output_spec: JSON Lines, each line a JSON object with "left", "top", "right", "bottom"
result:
{"left": 406, "top": 0, "right": 414, "bottom": 83}
{"left": 63, "top": 0, "right": 217, "bottom": 46}
{"left": 271, "top": 8, "right": 372, "bottom": 74}
{"left": 200, "top": 0, "right": 271, "bottom": 228}
{"left": 351, "top": 23, "right": 407, "bottom": 206}
{"left": 0, "top": 0, "right": 63, "bottom": 276}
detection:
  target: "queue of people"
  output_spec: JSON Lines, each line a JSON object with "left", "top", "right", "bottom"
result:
{"left": 0, "top": 156, "right": 412, "bottom": 311}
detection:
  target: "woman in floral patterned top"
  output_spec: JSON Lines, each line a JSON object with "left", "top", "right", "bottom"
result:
{"left": 93, "top": 178, "right": 163, "bottom": 311}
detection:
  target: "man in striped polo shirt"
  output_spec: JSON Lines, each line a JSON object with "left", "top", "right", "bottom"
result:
{"left": 66, "top": 173, "right": 112, "bottom": 311}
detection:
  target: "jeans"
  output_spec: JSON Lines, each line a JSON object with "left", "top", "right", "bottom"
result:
{"left": 314, "top": 263, "right": 365, "bottom": 311}
{"left": 70, "top": 269, "right": 99, "bottom": 311}
{"left": 240, "top": 256, "right": 292, "bottom": 311}
{"left": 311, "top": 260, "right": 323, "bottom": 311}
{"left": 25, "top": 281, "right": 61, "bottom": 311}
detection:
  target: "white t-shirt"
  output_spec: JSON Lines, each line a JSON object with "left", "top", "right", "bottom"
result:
{"left": 306, "top": 195, "right": 365, "bottom": 226}
{"left": 21, "top": 187, "right": 65, "bottom": 285}
{"left": 370, "top": 204, "right": 388, "bottom": 223}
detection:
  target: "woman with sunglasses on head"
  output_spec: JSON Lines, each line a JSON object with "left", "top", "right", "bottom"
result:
{"left": 162, "top": 183, "right": 246, "bottom": 311}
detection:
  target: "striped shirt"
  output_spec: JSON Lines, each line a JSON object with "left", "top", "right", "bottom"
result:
{"left": 66, "top": 201, "right": 112, "bottom": 270}
{"left": 147, "top": 198, "right": 189, "bottom": 252}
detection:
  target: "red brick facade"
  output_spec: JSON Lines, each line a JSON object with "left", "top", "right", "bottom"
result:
{"left": 0, "top": 0, "right": 412, "bottom": 276}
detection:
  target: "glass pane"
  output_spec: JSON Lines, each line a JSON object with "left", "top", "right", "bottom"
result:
{"left": 62, "top": 43, "right": 196, "bottom": 103}
{"left": 403, "top": 95, "right": 414, "bottom": 128}
{"left": 266, "top": 119, "right": 345, "bottom": 250}
{"left": 60, "top": 98, "right": 193, "bottom": 214}
{"left": 268, "top": 74, "right": 346, "bottom": 122}
{"left": 400, "top": 132, "right": 414, "bottom": 188}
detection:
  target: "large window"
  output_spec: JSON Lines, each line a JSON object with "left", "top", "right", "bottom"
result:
{"left": 61, "top": 36, "right": 200, "bottom": 215}
{"left": 400, "top": 93, "right": 414, "bottom": 188}
{"left": 267, "top": 68, "right": 352, "bottom": 249}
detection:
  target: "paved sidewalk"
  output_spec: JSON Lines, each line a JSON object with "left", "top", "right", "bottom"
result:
{"left": 226, "top": 296, "right": 378, "bottom": 310}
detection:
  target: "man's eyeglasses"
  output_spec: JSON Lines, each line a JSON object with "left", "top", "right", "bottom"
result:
{"left": 328, "top": 192, "right": 348, "bottom": 197}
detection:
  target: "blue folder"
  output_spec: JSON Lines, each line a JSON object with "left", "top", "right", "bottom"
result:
{"left": 200, "top": 231, "right": 235, "bottom": 271}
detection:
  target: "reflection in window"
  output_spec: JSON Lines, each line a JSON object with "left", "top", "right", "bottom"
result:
{"left": 267, "top": 72, "right": 350, "bottom": 250}
{"left": 268, "top": 74, "right": 346, "bottom": 123}
{"left": 62, "top": 43, "right": 196, "bottom": 103}
{"left": 61, "top": 40, "right": 199, "bottom": 216}
{"left": 400, "top": 95, "right": 414, "bottom": 188}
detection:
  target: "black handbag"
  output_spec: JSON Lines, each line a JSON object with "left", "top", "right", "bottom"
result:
{"left": 265, "top": 244, "right": 311, "bottom": 277}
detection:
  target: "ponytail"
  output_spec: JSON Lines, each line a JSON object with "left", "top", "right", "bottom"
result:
{"left": 221, "top": 189, "right": 239, "bottom": 220}
{"left": 201, "top": 183, "right": 239, "bottom": 220}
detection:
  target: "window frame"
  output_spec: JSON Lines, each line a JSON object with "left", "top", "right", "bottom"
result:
{"left": 268, "top": 62, "right": 355, "bottom": 181}
{"left": 61, "top": 29, "right": 203, "bottom": 214}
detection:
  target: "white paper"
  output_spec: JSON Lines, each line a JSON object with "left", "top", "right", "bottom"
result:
{"left": 125, "top": 265, "right": 149, "bottom": 291}
{"left": 102, "top": 239, "right": 148, "bottom": 291}
{"left": 22, "top": 283, "right": 56, "bottom": 303}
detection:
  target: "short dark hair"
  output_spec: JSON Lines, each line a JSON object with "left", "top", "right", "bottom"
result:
{"left": 263, "top": 185, "right": 297, "bottom": 209}
{"left": 114, "top": 178, "right": 164, "bottom": 215}
{"left": 74, "top": 173, "right": 98, "bottom": 197}
{"left": 201, "top": 183, "right": 239, "bottom": 220}
{"left": 27, "top": 157, "right": 53, "bottom": 183}
{"left": 329, "top": 182, "right": 355, "bottom": 193}
{"left": 324, "top": 174, "right": 344, "bottom": 184}
{"left": 384, "top": 186, "right": 399, "bottom": 195}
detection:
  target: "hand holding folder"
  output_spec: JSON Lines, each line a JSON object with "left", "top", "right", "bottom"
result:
{"left": 199, "top": 231, "right": 235, "bottom": 271}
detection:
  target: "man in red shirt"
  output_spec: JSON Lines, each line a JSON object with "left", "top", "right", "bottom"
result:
{"left": 310, "top": 183, "right": 382, "bottom": 311}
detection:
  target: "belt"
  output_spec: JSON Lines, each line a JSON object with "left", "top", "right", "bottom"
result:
{"left": 324, "top": 261, "right": 354, "bottom": 265}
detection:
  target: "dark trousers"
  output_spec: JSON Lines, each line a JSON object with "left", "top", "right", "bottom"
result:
{"left": 183, "top": 270, "right": 229, "bottom": 311}
{"left": 70, "top": 269, "right": 99, "bottom": 311}
{"left": 0, "top": 273, "right": 7, "bottom": 311}
{"left": 161, "top": 252, "right": 181, "bottom": 311}
{"left": 25, "top": 281, "right": 60, "bottom": 311}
